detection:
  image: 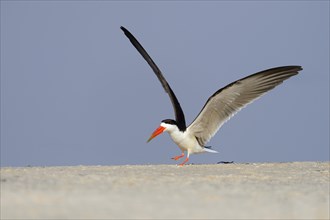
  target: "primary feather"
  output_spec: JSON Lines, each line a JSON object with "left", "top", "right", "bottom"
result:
{"left": 188, "top": 66, "right": 302, "bottom": 146}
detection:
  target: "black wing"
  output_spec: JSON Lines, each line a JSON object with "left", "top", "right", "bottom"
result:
{"left": 121, "top": 26, "right": 186, "bottom": 131}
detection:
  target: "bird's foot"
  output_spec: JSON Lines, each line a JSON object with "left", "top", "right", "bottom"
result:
{"left": 171, "top": 153, "right": 184, "bottom": 161}
{"left": 178, "top": 157, "right": 189, "bottom": 166}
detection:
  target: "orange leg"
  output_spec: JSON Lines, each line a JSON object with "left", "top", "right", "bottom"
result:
{"left": 179, "top": 157, "right": 189, "bottom": 166}
{"left": 171, "top": 152, "right": 184, "bottom": 161}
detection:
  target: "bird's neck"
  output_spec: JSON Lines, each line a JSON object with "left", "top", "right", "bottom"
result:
{"left": 167, "top": 128, "right": 186, "bottom": 145}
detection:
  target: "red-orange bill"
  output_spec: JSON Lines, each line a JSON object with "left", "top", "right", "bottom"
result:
{"left": 147, "top": 126, "right": 165, "bottom": 143}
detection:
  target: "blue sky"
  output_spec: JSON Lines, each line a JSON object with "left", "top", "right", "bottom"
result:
{"left": 1, "top": 1, "right": 329, "bottom": 166}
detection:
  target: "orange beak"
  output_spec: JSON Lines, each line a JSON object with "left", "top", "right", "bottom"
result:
{"left": 147, "top": 126, "right": 166, "bottom": 143}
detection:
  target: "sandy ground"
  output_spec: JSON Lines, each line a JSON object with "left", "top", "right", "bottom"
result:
{"left": 1, "top": 162, "right": 329, "bottom": 219}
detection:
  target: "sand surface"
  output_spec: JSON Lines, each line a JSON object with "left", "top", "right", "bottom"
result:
{"left": 1, "top": 162, "right": 329, "bottom": 219}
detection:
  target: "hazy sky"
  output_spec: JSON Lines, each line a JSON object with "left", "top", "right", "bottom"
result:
{"left": 1, "top": 1, "right": 329, "bottom": 167}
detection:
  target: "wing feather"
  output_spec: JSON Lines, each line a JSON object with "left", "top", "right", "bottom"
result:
{"left": 188, "top": 66, "right": 302, "bottom": 146}
{"left": 120, "top": 26, "right": 187, "bottom": 131}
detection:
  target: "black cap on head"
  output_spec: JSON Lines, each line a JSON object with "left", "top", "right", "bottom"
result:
{"left": 161, "top": 119, "right": 177, "bottom": 126}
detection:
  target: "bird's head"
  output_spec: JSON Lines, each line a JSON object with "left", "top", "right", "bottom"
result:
{"left": 147, "top": 119, "right": 178, "bottom": 142}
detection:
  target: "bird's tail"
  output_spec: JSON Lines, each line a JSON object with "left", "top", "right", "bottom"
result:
{"left": 203, "top": 146, "right": 218, "bottom": 153}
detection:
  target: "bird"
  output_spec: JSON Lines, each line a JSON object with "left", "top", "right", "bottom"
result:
{"left": 120, "top": 26, "right": 302, "bottom": 166}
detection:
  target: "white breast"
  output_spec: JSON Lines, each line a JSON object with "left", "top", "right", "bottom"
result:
{"left": 167, "top": 129, "right": 204, "bottom": 154}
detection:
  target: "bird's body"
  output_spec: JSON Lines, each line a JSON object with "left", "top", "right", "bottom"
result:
{"left": 161, "top": 120, "right": 218, "bottom": 153}
{"left": 121, "top": 26, "right": 302, "bottom": 166}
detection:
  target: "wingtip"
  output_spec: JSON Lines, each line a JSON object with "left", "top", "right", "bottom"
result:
{"left": 120, "top": 26, "right": 126, "bottom": 32}
{"left": 120, "top": 26, "right": 133, "bottom": 38}
{"left": 291, "top": 65, "right": 303, "bottom": 71}
{"left": 279, "top": 65, "right": 303, "bottom": 72}
{"left": 289, "top": 65, "right": 303, "bottom": 72}
{"left": 290, "top": 65, "right": 303, "bottom": 75}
